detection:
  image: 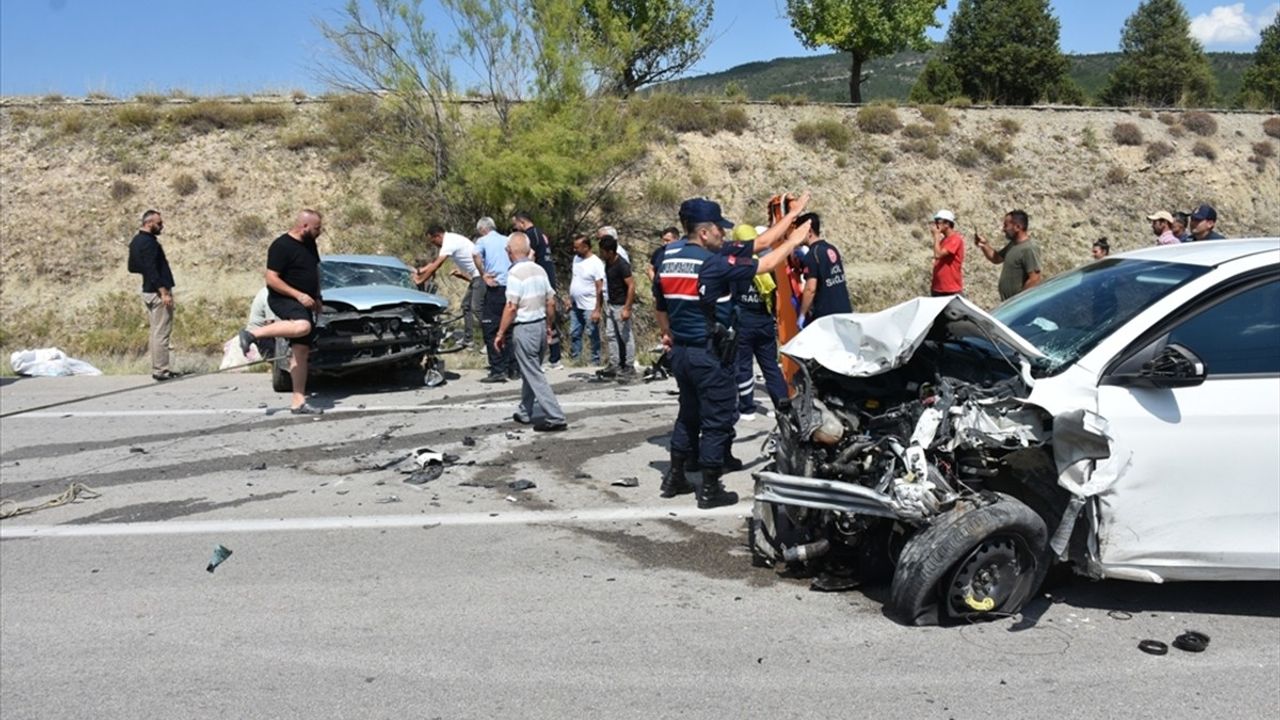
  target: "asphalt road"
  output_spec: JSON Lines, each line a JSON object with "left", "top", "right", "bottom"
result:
{"left": 1, "top": 368, "right": 1277, "bottom": 719}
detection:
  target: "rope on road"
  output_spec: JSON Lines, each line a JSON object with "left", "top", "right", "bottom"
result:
{"left": 0, "top": 482, "right": 100, "bottom": 519}
{"left": 0, "top": 355, "right": 275, "bottom": 420}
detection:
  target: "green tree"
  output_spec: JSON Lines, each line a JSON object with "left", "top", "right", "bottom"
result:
{"left": 785, "top": 0, "right": 944, "bottom": 103}
{"left": 581, "top": 0, "right": 714, "bottom": 95}
{"left": 941, "top": 0, "right": 1072, "bottom": 105}
{"left": 1240, "top": 13, "right": 1280, "bottom": 109}
{"left": 909, "top": 56, "right": 962, "bottom": 103}
{"left": 1101, "top": 0, "right": 1215, "bottom": 106}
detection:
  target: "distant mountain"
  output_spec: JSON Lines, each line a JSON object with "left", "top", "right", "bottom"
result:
{"left": 658, "top": 49, "right": 1256, "bottom": 105}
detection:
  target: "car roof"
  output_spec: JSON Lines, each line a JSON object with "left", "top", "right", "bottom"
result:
{"left": 1113, "top": 238, "right": 1280, "bottom": 267}
{"left": 322, "top": 254, "right": 411, "bottom": 270}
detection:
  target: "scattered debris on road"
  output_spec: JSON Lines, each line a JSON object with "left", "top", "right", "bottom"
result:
{"left": 611, "top": 477, "right": 639, "bottom": 488}
{"left": 206, "top": 545, "right": 233, "bottom": 573}
{"left": 1138, "top": 640, "right": 1169, "bottom": 655}
{"left": 0, "top": 482, "right": 100, "bottom": 519}
{"left": 1173, "top": 630, "right": 1210, "bottom": 653}
{"left": 508, "top": 479, "right": 537, "bottom": 491}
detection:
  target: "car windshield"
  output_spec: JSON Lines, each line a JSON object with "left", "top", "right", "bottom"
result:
{"left": 991, "top": 258, "right": 1209, "bottom": 374}
{"left": 320, "top": 261, "right": 414, "bottom": 291}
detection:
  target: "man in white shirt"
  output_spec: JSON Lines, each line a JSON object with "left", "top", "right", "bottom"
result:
{"left": 568, "top": 234, "right": 605, "bottom": 365}
{"left": 495, "top": 233, "right": 566, "bottom": 431}
{"left": 414, "top": 225, "right": 482, "bottom": 345}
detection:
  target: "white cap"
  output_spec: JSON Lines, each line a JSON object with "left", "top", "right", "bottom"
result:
{"left": 933, "top": 209, "right": 956, "bottom": 223}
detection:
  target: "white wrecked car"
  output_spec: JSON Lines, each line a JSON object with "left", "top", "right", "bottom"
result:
{"left": 751, "top": 238, "right": 1280, "bottom": 625}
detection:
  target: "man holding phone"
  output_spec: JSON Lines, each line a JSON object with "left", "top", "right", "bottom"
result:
{"left": 929, "top": 209, "right": 964, "bottom": 297}
{"left": 974, "top": 209, "right": 1041, "bottom": 301}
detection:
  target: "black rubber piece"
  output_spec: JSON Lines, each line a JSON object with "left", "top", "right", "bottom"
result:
{"left": 1173, "top": 630, "right": 1210, "bottom": 653}
{"left": 1138, "top": 639, "right": 1169, "bottom": 655}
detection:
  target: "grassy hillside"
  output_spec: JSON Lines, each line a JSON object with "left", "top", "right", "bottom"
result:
{"left": 1, "top": 98, "right": 1277, "bottom": 372}
{"left": 661, "top": 50, "right": 1256, "bottom": 105}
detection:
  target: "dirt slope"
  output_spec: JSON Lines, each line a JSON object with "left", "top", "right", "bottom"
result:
{"left": 1, "top": 99, "right": 1276, "bottom": 358}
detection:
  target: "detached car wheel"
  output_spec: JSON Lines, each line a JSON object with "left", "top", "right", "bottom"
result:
{"left": 888, "top": 493, "right": 1049, "bottom": 626}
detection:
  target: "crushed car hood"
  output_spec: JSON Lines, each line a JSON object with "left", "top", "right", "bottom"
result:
{"left": 323, "top": 286, "right": 448, "bottom": 312}
{"left": 780, "top": 295, "right": 1045, "bottom": 377}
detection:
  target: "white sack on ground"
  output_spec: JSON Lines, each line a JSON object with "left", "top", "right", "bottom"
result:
{"left": 9, "top": 348, "right": 102, "bottom": 377}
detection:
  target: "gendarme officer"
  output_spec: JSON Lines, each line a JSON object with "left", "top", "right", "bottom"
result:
{"left": 653, "top": 197, "right": 810, "bottom": 509}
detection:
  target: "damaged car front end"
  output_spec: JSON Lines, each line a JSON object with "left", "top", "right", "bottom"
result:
{"left": 752, "top": 296, "right": 1068, "bottom": 625}
{"left": 753, "top": 243, "right": 1280, "bottom": 625}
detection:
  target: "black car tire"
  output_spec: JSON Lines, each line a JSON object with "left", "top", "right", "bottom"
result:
{"left": 888, "top": 493, "right": 1049, "bottom": 626}
{"left": 271, "top": 356, "right": 293, "bottom": 393}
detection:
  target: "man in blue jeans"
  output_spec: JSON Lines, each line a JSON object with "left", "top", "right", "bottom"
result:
{"left": 567, "top": 234, "right": 604, "bottom": 364}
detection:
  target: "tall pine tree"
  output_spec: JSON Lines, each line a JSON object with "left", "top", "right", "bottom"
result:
{"left": 1102, "top": 0, "right": 1215, "bottom": 106}
{"left": 938, "top": 0, "right": 1074, "bottom": 105}
{"left": 1240, "top": 13, "right": 1280, "bottom": 109}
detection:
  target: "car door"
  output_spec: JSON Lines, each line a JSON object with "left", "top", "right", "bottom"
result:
{"left": 1094, "top": 273, "right": 1280, "bottom": 581}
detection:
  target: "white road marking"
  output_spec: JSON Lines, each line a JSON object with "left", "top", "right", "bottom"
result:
{"left": 7, "top": 399, "right": 676, "bottom": 419}
{"left": 0, "top": 503, "right": 747, "bottom": 539}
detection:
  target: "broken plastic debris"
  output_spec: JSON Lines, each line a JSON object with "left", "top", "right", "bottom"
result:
{"left": 249, "top": 462, "right": 267, "bottom": 471}
{"left": 611, "top": 477, "right": 639, "bottom": 488}
{"left": 404, "top": 465, "right": 444, "bottom": 485}
{"left": 375, "top": 495, "right": 401, "bottom": 504}
{"left": 206, "top": 545, "right": 232, "bottom": 573}
{"left": 129, "top": 447, "right": 147, "bottom": 454}
{"left": 508, "top": 479, "right": 537, "bottom": 491}
{"left": 462, "top": 436, "right": 476, "bottom": 447}
{"left": 413, "top": 448, "right": 445, "bottom": 468}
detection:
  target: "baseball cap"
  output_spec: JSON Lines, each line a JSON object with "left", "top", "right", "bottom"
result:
{"left": 1146, "top": 210, "right": 1174, "bottom": 223}
{"left": 678, "top": 198, "right": 734, "bottom": 229}
{"left": 932, "top": 209, "right": 956, "bottom": 223}
{"left": 1189, "top": 204, "right": 1217, "bottom": 221}
{"left": 731, "top": 223, "right": 758, "bottom": 242}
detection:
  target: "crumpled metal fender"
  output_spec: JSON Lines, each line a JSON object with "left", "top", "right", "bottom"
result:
{"left": 753, "top": 470, "right": 917, "bottom": 522}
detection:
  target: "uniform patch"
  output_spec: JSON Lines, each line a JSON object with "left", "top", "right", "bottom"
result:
{"left": 727, "top": 255, "right": 737, "bottom": 265}
{"left": 827, "top": 248, "right": 839, "bottom": 263}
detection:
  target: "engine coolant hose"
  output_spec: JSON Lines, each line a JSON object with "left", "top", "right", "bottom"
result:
{"left": 782, "top": 538, "right": 831, "bottom": 563}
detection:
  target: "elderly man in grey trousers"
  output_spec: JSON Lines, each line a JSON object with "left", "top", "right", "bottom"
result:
{"left": 495, "top": 232, "right": 567, "bottom": 432}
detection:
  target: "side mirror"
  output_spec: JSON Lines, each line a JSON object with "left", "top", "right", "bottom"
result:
{"left": 1105, "top": 343, "right": 1206, "bottom": 389}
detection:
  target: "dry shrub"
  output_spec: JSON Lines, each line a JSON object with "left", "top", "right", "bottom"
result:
{"left": 901, "top": 137, "right": 940, "bottom": 159}
{"left": 216, "top": 184, "right": 235, "bottom": 200}
{"left": 891, "top": 197, "right": 933, "bottom": 224}
{"left": 768, "top": 94, "right": 807, "bottom": 106}
{"left": 42, "top": 93, "right": 65, "bottom": 103}
{"left": 856, "top": 105, "right": 901, "bottom": 134}
{"left": 171, "top": 173, "right": 198, "bottom": 196}
{"left": 1167, "top": 124, "right": 1186, "bottom": 138}
{"left": 1138, "top": 109, "right": 1153, "bottom": 119}
{"left": 55, "top": 109, "right": 89, "bottom": 136}
{"left": 344, "top": 203, "right": 375, "bottom": 226}
{"left": 1264, "top": 117, "right": 1280, "bottom": 139}
{"left": 997, "top": 117, "right": 1021, "bottom": 135}
{"left": 109, "top": 179, "right": 135, "bottom": 202}
{"left": 973, "top": 136, "right": 1013, "bottom": 162}
{"left": 1157, "top": 113, "right": 1177, "bottom": 125}
{"left": 281, "top": 130, "right": 330, "bottom": 150}
{"left": 990, "top": 165, "right": 1025, "bottom": 182}
{"left": 202, "top": 169, "right": 221, "bottom": 184}
{"left": 635, "top": 94, "right": 750, "bottom": 136}
{"left": 1145, "top": 140, "right": 1174, "bottom": 163}
{"left": 878, "top": 149, "right": 895, "bottom": 164}
{"left": 169, "top": 101, "right": 290, "bottom": 132}
{"left": 945, "top": 96, "right": 973, "bottom": 108}
{"left": 233, "top": 214, "right": 269, "bottom": 240}
{"left": 1253, "top": 141, "right": 1276, "bottom": 158}
{"left": 118, "top": 157, "right": 143, "bottom": 175}
{"left": 329, "top": 150, "right": 364, "bottom": 172}
{"left": 793, "top": 118, "right": 852, "bottom": 151}
{"left": 1059, "top": 187, "right": 1090, "bottom": 202}
{"left": 1181, "top": 112, "right": 1217, "bottom": 136}
{"left": 902, "top": 123, "right": 933, "bottom": 139}
{"left": 952, "top": 148, "right": 980, "bottom": 168}
{"left": 135, "top": 93, "right": 166, "bottom": 105}
{"left": 645, "top": 179, "right": 679, "bottom": 207}
{"left": 1105, "top": 166, "right": 1127, "bottom": 185}
{"left": 721, "top": 106, "right": 750, "bottom": 134}
{"left": 1112, "top": 122, "right": 1143, "bottom": 146}
{"left": 113, "top": 104, "right": 160, "bottom": 129}
{"left": 1192, "top": 141, "right": 1217, "bottom": 161}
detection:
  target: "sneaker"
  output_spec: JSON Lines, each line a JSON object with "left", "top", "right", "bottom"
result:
{"left": 290, "top": 403, "right": 324, "bottom": 415}
{"left": 512, "top": 412, "right": 531, "bottom": 425}
{"left": 479, "top": 375, "right": 507, "bottom": 384}
{"left": 533, "top": 421, "right": 568, "bottom": 432}
{"left": 595, "top": 367, "right": 618, "bottom": 379}
{"left": 739, "top": 412, "right": 756, "bottom": 422}
{"left": 546, "top": 362, "right": 564, "bottom": 370}
{"left": 151, "top": 369, "right": 181, "bottom": 382}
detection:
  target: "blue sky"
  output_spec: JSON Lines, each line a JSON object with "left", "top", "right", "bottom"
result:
{"left": 2, "top": 0, "right": 1276, "bottom": 96}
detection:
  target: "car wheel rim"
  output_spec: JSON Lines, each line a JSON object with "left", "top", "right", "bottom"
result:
{"left": 944, "top": 534, "right": 1033, "bottom": 617}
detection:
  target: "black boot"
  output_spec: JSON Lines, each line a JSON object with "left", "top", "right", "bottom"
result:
{"left": 660, "top": 452, "right": 694, "bottom": 498}
{"left": 723, "top": 453, "right": 744, "bottom": 472}
{"left": 697, "top": 466, "right": 739, "bottom": 509}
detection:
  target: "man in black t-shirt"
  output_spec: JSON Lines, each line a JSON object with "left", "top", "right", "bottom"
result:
{"left": 796, "top": 212, "right": 852, "bottom": 323}
{"left": 127, "top": 209, "right": 178, "bottom": 381}
{"left": 598, "top": 235, "right": 635, "bottom": 380}
{"left": 238, "top": 209, "right": 326, "bottom": 415}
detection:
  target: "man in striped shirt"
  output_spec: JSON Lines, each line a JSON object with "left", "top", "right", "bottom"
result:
{"left": 495, "top": 232, "right": 567, "bottom": 432}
